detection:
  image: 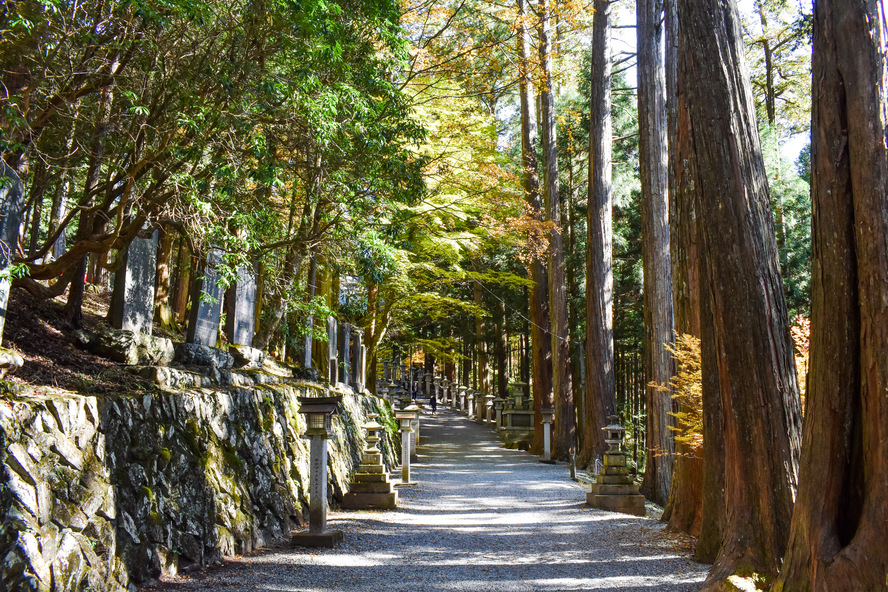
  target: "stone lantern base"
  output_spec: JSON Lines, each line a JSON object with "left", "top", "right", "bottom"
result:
{"left": 292, "top": 529, "right": 344, "bottom": 548}
{"left": 586, "top": 451, "right": 645, "bottom": 517}
{"left": 341, "top": 450, "right": 398, "bottom": 510}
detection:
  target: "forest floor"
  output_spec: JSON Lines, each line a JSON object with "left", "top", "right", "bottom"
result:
{"left": 143, "top": 408, "right": 707, "bottom": 592}
{"left": 2, "top": 287, "right": 155, "bottom": 395}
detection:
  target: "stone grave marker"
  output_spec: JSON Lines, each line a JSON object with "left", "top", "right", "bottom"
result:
{"left": 110, "top": 228, "right": 159, "bottom": 335}
{"left": 351, "top": 329, "right": 365, "bottom": 391}
{"left": 338, "top": 322, "right": 351, "bottom": 387}
{"left": 0, "top": 163, "right": 26, "bottom": 343}
{"left": 326, "top": 316, "right": 337, "bottom": 384}
{"left": 224, "top": 264, "right": 257, "bottom": 347}
{"left": 186, "top": 248, "right": 225, "bottom": 347}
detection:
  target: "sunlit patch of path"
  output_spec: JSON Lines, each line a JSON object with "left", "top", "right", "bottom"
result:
{"left": 150, "top": 408, "right": 707, "bottom": 592}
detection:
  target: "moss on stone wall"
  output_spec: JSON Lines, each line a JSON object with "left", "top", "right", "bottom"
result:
{"left": 0, "top": 375, "right": 398, "bottom": 591}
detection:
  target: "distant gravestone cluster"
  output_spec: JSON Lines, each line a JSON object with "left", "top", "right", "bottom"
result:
{"left": 104, "top": 230, "right": 373, "bottom": 391}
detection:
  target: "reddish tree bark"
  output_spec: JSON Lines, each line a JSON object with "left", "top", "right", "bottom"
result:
{"left": 582, "top": 0, "right": 617, "bottom": 467}
{"left": 677, "top": 0, "right": 802, "bottom": 586}
{"left": 517, "top": 0, "right": 553, "bottom": 455}
{"left": 538, "top": 0, "right": 575, "bottom": 460}
{"left": 773, "top": 1, "right": 888, "bottom": 589}
{"left": 637, "top": 0, "right": 675, "bottom": 507}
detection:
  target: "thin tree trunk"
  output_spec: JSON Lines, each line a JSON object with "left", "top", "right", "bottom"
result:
{"left": 677, "top": 0, "right": 802, "bottom": 586}
{"left": 583, "top": 0, "right": 617, "bottom": 467}
{"left": 49, "top": 114, "right": 79, "bottom": 260}
{"left": 518, "top": 0, "right": 553, "bottom": 455}
{"left": 495, "top": 301, "right": 508, "bottom": 399}
{"left": 65, "top": 73, "right": 116, "bottom": 327}
{"left": 638, "top": 0, "right": 675, "bottom": 507}
{"left": 173, "top": 237, "right": 191, "bottom": 325}
{"left": 26, "top": 161, "right": 47, "bottom": 257}
{"left": 538, "top": 0, "right": 574, "bottom": 460}
{"left": 154, "top": 225, "right": 175, "bottom": 329}
{"left": 774, "top": 2, "right": 888, "bottom": 589}
{"left": 473, "top": 282, "right": 489, "bottom": 395}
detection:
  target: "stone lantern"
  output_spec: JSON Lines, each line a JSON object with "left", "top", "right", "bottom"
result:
{"left": 540, "top": 408, "right": 556, "bottom": 463}
{"left": 403, "top": 403, "right": 421, "bottom": 459}
{"left": 586, "top": 415, "right": 645, "bottom": 516}
{"left": 342, "top": 415, "right": 397, "bottom": 510}
{"left": 483, "top": 394, "right": 495, "bottom": 425}
{"left": 457, "top": 385, "right": 468, "bottom": 411}
{"left": 494, "top": 397, "right": 506, "bottom": 430}
{"left": 293, "top": 395, "right": 343, "bottom": 547}
{"left": 441, "top": 378, "right": 450, "bottom": 405}
{"left": 394, "top": 407, "right": 419, "bottom": 484}
{"left": 603, "top": 419, "right": 626, "bottom": 453}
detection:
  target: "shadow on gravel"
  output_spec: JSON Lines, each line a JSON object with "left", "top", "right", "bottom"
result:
{"left": 146, "top": 409, "right": 707, "bottom": 592}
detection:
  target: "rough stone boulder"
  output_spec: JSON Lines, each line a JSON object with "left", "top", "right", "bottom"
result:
{"left": 229, "top": 344, "right": 265, "bottom": 369}
{"left": 76, "top": 327, "right": 174, "bottom": 366}
{"left": 174, "top": 343, "right": 234, "bottom": 369}
{"left": 0, "top": 347, "right": 24, "bottom": 378}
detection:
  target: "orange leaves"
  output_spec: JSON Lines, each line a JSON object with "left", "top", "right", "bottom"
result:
{"left": 790, "top": 314, "right": 810, "bottom": 408}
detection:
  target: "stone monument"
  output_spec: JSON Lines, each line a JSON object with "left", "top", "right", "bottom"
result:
{"left": 338, "top": 322, "right": 351, "bottom": 387}
{"left": 186, "top": 248, "right": 225, "bottom": 347}
{"left": 341, "top": 415, "right": 398, "bottom": 510}
{"left": 110, "top": 228, "right": 158, "bottom": 335}
{"left": 224, "top": 264, "right": 257, "bottom": 347}
{"left": 0, "top": 163, "right": 26, "bottom": 344}
{"left": 586, "top": 416, "right": 646, "bottom": 516}
{"left": 327, "top": 316, "right": 338, "bottom": 384}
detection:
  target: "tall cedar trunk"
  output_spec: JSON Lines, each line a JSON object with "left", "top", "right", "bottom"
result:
{"left": 154, "top": 225, "right": 174, "bottom": 328}
{"left": 566, "top": 159, "right": 584, "bottom": 448}
{"left": 582, "top": 0, "right": 617, "bottom": 467}
{"left": 538, "top": 0, "right": 575, "bottom": 459}
{"left": 304, "top": 252, "right": 317, "bottom": 370}
{"left": 518, "top": 0, "right": 553, "bottom": 455}
{"left": 695, "top": 241, "right": 725, "bottom": 564}
{"left": 774, "top": 2, "right": 888, "bottom": 589}
{"left": 677, "top": 0, "right": 802, "bottom": 586}
{"left": 637, "top": 0, "right": 675, "bottom": 507}
{"left": 661, "top": 0, "right": 703, "bottom": 535}
{"left": 662, "top": 0, "right": 725, "bottom": 553}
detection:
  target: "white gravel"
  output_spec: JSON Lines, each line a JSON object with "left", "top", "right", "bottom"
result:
{"left": 152, "top": 408, "right": 708, "bottom": 591}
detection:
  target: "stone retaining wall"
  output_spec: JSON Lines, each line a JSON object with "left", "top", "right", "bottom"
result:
{"left": 0, "top": 378, "right": 398, "bottom": 591}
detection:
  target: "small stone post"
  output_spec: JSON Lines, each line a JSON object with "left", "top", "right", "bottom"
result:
{"left": 484, "top": 394, "right": 495, "bottom": 425}
{"left": 494, "top": 398, "right": 505, "bottom": 430}
{"left": 293, "top": 396, "right": 343, "bottom": 547}
{"left": 394, "top": 408, "right": 416, "bottom": 484}
{"left": 540, "top": 408, "right": 555, "bottom": 463}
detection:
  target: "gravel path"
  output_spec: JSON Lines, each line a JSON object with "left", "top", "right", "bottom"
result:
{"left": 152, "top": 408, "right": 708, "bottom": 591}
